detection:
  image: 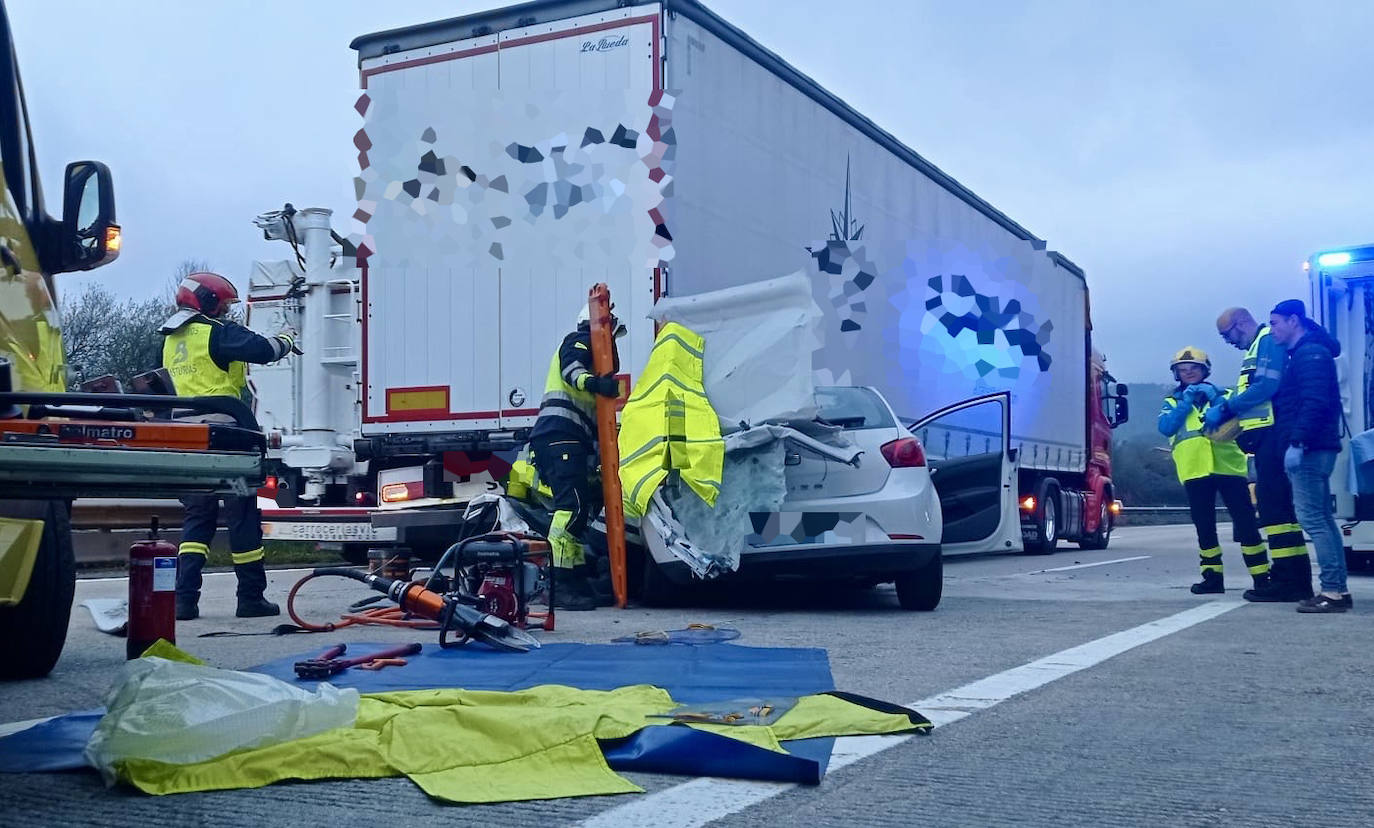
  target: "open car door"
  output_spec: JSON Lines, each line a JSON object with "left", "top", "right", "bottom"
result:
{"left": 909, "top": 392, "right": 1021, "bottom": 555}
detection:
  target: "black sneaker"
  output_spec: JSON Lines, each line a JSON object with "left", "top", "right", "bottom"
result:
{"left": 1295, "top": 593, "right": 1353, "bottom": 613}
{"left": 175, "top": 599, "right": 199, "bottom": 621}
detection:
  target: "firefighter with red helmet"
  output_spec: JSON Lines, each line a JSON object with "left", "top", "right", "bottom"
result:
{"left": 160, "top": 271, "right": 300, "bottom": 619}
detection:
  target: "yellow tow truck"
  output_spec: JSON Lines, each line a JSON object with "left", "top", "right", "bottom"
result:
{"left": 0, "top": 2, "right": 266, "bottom": 678}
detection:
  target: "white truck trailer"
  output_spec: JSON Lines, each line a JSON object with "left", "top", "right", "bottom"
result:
{"left": 1305, "top": 243, "right": 1374, "bottom": 570}
{"left": 293, "top": 0, "right": 1127, "bottom": 562}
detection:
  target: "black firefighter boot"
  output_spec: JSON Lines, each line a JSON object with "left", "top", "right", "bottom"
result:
{"left": 1242, "top": 572, "right": 1284, "bottom": 602}
{"left": 553, "top": 567, "right": 598, "bottom": 611}
{"left": 1270, "top": 555, "right": 1317, "bottom": 601}
{"left": 1190, "top": 570, "right": 1225, "bottom": 595}
{"left": 576, "top": 559, "right": 615, "bottom": 607}
{"left": 175, "top": 553, "right": 205, "bottom": 621}
{"left": 234, "top": 561, "right": 281, "bottom": 618}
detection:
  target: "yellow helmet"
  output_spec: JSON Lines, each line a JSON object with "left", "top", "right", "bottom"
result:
{"left": 1170, "top": 346, "right": 1211, "bottom": 379}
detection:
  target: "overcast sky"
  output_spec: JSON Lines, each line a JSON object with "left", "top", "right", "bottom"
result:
{"left": 9, "top": 0, "right": 1373, "bottom": 382}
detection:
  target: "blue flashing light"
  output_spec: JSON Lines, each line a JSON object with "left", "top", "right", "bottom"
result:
{"left": 1318, "top": 252, "right": 1352, "bottom": 267}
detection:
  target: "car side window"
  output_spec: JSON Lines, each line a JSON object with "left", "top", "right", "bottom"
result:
{"left": 914, "top": 398, "right": 1006, "bottom": 461}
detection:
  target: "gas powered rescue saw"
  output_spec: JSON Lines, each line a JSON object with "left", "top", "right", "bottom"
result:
{"left": 298, "top": 566, "right": 542, "bottom": 653}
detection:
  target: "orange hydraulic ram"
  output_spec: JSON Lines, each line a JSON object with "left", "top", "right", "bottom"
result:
{"left": 588, "top": 283, "right": 628, "bottom": 608}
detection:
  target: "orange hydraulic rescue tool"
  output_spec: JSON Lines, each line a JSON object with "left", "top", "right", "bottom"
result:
{"left": 588, "top": 283, "right": 628, "bottom": 608}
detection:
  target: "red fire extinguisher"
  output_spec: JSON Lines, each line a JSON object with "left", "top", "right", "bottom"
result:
{"left": 127, "top": 518, "right": 177, "bottom": 659}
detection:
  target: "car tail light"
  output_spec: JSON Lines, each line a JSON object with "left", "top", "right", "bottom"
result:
{"left": 380, "top": 481, "right": 425, "bottom": 503}
{"left": 881, "top": 436, "right": 926, "bottom": 468}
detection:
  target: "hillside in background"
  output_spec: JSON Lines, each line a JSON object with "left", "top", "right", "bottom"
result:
{"left": 1111, "top": 381, "right": 1187, "bottom": 506}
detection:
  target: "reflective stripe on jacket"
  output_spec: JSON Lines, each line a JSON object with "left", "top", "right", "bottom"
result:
{"left": 1163, "top": 391, "right": 1248, "bottom": 483}
{"left": 530, "top": 333, "right": 599, "bottom": 446}
{"left": 1236, "top": 326, "right": 1276, "bottom": 431}
{"left": 617, "top": 323, "right": 724, "bottom": 519}
{"left": 161, "top": 319, "right": 246, "bottom": 398}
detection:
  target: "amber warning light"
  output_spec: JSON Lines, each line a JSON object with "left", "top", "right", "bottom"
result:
{"left": 105, "top": 225, "right": 122, "bottom": 258}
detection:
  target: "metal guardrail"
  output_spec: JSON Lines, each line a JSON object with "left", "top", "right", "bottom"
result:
{"left": 71, "top": 498, "right": 205, "bottom": 565}
{"left": 71, "top": 498, "right": 184, "bottom": 530}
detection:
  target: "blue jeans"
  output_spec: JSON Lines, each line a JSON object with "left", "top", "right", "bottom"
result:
{"left": 1286, "top": 449, "right": 1346, "bottom": 594}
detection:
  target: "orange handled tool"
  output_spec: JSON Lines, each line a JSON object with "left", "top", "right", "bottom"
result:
{"left": 588, "top": 283, "right": 628, "bottom": 608}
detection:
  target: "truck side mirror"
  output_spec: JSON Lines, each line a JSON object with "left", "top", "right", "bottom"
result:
{"left": 1112, "top": 395, "right": 1129, "bottom": 428}
{"left": 1110, "top": 383, "right": 1130, "bottom": 427}
{"left": 60, "top": 160, "right": 120, "bottom": 272}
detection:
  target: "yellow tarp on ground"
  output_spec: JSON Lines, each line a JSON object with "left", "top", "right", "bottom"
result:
{"left": 618, "top": 323, "right": 724, "bottom": 519}
{"left": 112, "top": 684, "right": 926, "bottom": 804}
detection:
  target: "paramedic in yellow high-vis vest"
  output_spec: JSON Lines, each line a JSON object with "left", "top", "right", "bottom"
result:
{"left": 1158, "top": 347, "right": 1278, "bottom": 598}
{"left": 160, "top": 271, "right": 299, "bottom": 620}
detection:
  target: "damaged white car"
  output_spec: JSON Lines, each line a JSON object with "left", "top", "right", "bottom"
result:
{"left": 638, "top": 384, "right": 943, "bottom": 610}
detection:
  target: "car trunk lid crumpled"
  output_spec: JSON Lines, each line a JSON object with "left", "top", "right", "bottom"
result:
{"left": 624, "top": 274, "right": 863, "bottom": 579}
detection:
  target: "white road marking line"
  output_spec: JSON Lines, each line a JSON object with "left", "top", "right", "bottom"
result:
{"left": 0, "top": 715, "right": 55, "bottom": 739}
{"left": 78, "top": 567, "right": 317, "bottom": 584}
{"left": 1024, "top": 555, "right": 1151, "bottom": 575}
{"left": 578, "top": 600, "right": 1244, "bottom": 828}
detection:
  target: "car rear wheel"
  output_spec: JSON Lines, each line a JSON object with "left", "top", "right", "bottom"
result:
{"left": 894, "top": 552, "right": 942, "bottom": 611}
{"left": 0, "top": 500, "right": 76, "bottom": 680}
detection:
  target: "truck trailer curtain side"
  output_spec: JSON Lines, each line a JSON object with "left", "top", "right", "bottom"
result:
{"left": 344, "top": 0, "right": 1115, "bottom": 554}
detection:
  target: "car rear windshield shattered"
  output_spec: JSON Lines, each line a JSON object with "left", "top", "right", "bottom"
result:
{"left": 814, "top": 386, "right": 894, "bottom": 430}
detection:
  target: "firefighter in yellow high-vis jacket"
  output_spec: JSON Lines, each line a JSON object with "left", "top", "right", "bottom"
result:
{"left": 160, "top": 271, "right": 299, "bottom": 619}
{"left": 1159, "top": 347, "right": 1277, "bottom": 598}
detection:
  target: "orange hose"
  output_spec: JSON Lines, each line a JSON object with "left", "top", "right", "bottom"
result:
{"left": 286, "top": 571, "right": 439, "bottom": 632}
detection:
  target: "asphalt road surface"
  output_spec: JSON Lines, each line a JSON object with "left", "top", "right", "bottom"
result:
{"left": 1, "top": 524, "right": 1370, "bottom": 827}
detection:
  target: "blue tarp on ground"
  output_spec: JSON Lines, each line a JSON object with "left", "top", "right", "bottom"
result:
{"left": 0, "top": 642, "right": 837, "bottom": 783}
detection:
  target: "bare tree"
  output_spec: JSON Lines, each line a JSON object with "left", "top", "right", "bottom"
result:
{"left": 61, "top": 258, "right": 225, "bottom": 389}
{"left": 61, "top": 285, "right": 173, "bottom": 389}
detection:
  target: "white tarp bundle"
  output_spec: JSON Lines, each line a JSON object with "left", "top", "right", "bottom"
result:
{"left": 649, "top": 273, "right": 823, "bottom": 430}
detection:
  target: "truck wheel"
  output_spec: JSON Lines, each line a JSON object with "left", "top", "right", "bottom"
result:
{"left": 0, "top": 501, "right": 76, "bottom": 680}
{"left": 895, "top": 553, "right": 942, "bottom": 611}
{"left": 1024, "top": 485, "right": 1060, "bottom": 555}
{"left": 1079, "top": 500, "right": 1112, "bottom": 550}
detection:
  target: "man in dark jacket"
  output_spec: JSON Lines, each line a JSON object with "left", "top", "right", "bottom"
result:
{"left": 1268, "top": 299, "right": 1351, "bottom": 613}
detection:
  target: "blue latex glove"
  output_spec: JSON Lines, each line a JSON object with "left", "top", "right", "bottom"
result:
{"left": 1284, "top": 445, "right": 1303, "bottom": 474}
{"left": 1195, "top": 384, "right": 1221, "bottom": 403}
{"left": 1202, "top": 401, "right": 1229, "bottom": 430}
